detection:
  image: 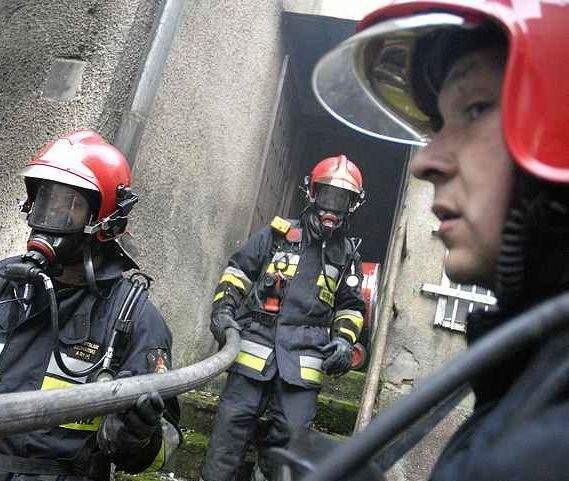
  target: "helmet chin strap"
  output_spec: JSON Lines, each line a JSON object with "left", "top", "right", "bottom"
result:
{"left": 83, "top": 241, "right": 110, "bottom": 299}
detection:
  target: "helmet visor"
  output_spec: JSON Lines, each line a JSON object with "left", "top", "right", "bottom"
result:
{"left": 312, "top": 12, "right": 469, "bottom": 145}
{"left": 29, "top": 182, "right": 93, "bottom": 234}
{"left": 315, "top": 184, "right": 354, "bottom": 213}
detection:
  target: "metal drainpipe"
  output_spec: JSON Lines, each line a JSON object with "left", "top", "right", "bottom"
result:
{"left": 113, "top": 0, "right": 186, "bottom": 166}
{"left": 355, "top": 218, "right": 407, "bottom": 431}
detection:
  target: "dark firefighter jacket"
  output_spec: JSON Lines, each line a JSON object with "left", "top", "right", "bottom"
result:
{"left": 429, "top": 307, "right": 569, "bottom": 481}
{"left": 0, "top": 256, "right": 181, "bottom": 481}
{"left": 212, "top": 216, "right": 365, "bottom": 389}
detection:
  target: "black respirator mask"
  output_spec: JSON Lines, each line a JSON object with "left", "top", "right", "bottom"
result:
{"left": 24, "top": 182, "right": 94, "bottom": 270}
{"left": 309, "top": 184, "right": 354, "bottom": 240}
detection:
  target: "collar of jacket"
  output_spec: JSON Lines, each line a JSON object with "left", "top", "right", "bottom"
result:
{"left": 466, "top": 308, "right": 534, "bottom": 408}
{"left": 0, "top": 256, "right": 125, "bottom": 339}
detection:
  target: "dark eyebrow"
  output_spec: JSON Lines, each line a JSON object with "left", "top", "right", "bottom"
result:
{"left": 443, "top": 59, "right": 478, "bottom": 91}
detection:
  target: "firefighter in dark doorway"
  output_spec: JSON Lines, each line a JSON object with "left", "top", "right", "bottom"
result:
{"left": 0, "top": 130, "right": 181, "bottom": 480}
{"left": 200, "top": 155, "right": 367, "bottom": 481}
{"left": 310, "top": 1, "right": 569, "bottom": 480}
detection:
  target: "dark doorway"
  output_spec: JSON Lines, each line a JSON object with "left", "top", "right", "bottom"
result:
{"left": 250, "top": 11, "right": 410, "bottom": 267}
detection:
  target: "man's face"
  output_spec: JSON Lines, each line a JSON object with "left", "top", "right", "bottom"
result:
{"left": 411, "top": 48, "right": 513, "bottom": 288}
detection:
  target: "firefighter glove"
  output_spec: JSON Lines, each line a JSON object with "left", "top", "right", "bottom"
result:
{"left": 322, "top": 337, "right": 352, "bottom": 375}
{"left": 98, "top": 381, "right": 164, "bottom": 458}
{"left": 210, "top": 306, "right": 241, "bottom": 346}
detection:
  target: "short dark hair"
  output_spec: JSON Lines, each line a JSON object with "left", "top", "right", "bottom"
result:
{"left": 411, "top": 22, "right": 508, "bottom": 130}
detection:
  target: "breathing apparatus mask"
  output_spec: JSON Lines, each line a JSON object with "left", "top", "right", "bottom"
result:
{"left": 25, "top": 181, "right": 94, "bottom": 269}
{"left": 308, "top": 183, "right": 358, "bottom": 240}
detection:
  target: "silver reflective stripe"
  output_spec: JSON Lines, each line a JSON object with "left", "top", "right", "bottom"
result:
{"left": 0, "top": 342, "right": 4, "bottom": 355}
{"left": 324, "top": 264, "right": 340, "bottom": 280}
{"left": 46, "top": 352, "right": 95, "bottom": 384}
{"left": 162, "top": 418, "right": 182, "bottom": 465}
{"left": 335, "top": 309, "right": 363, "bottom": 319}
{"left": 240, "top": 339, "right": 273, "bottom": 360}
{"left": 299, "top": 355, "right": 323, "bottom": 371}
{"left": 272, "top": 252, "right": 300, "bottom": 265}
{"left": 224, "top": 266, "right": 252, "bottom": 286}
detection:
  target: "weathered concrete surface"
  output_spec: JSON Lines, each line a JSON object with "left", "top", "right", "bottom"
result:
{"left": 130, "top": 0, "right": 285, "bottom": 366}
{"left": 378, "top": 174, "right": 474, "bottom": 481}
{"left": 0, "top": 0, "right": 160, "bottom": 258}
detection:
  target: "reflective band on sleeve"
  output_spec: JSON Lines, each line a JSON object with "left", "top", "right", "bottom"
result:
{"left": 334, "top": 309, "right": 364, "bottom": 330}
{"left": 224, "top": 267, "right": 252, "bottom": 290}
{"left": 0, "top": 342, "right": 4, "bottom": 355}
{"left": 300, "top": 367, "right": 323, "bottom": 384}
{"left": 41, "top": 375, "right": 102, "bottom": 431}
{"left": 339, "top": 327, "right": 357, "bottom": 344}
{"left": 235, "top": 352, "right": 267, "bottom": 372}
{"left": 213, "top": 291, "right": 225, "bottom": 302}
{"left": 270, "top": 216, "right": 291, "bottom": 234}
{"left": 220, "top": 273, "right": 247, "bottom": 292}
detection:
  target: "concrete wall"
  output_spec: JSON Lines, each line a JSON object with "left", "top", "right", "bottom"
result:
{"left": 0, "top": 0, "right": 160, "bottom": 256}
{"left": 379, "top": 175, "right": 473, "bottom": 481}
{"left": 130, "top": 0, "right": 285, "bottom": 366}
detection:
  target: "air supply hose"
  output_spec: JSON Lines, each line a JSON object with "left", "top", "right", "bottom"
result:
{"left": 298, "top": 290, "right": 569, "bottom": 481}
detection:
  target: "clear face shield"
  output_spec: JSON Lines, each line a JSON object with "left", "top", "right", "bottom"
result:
{"left": 28, "top": 182, "right": 93, "bottom": 234}
{"left": 312, "top": 12, "right": 471, "bottom": 145}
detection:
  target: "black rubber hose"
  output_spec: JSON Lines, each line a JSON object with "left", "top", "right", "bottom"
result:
{"left": 43, "top": 274, "right": 106, "bottom": 378}
{"left": 0, "top": 328, "right": 240, "bottom": 435}
{"left": 300, "top": 291, "right": 569, "bottom": 481}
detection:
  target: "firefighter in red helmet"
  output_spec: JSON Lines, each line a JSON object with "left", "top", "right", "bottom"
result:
{"left": 200, "top": 155, "right": 366, "bottom": 481}
{"left": 306, "top": 1, "right": 569, "bottom": 480}
{"left": 0, "top": 130, "right": 181, "bottom": 480}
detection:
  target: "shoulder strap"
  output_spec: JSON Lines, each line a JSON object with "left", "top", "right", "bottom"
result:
{"left": 109, "top": 272, "right": 152, "bottom": 371}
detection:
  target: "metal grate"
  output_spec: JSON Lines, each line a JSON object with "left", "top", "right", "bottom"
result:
{"left": 421, "top": 270, "right": 496, "bottom": 333}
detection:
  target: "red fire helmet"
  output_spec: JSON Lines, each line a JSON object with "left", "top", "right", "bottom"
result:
{"left": 307, "top": 155, "right": 365, "bottom": 213}
{"left": 20, "top": 130, "right": 134, "bottom": 241}
{"left": 312, "top": 0, "right": 569, "bottom": 184}
{"left": 309, "top": 155, "right": 364, "bottom": 195}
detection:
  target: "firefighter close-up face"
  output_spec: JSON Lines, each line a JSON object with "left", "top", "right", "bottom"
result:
{"left": 411, "top": 47, "right": 512, "bottom": 287}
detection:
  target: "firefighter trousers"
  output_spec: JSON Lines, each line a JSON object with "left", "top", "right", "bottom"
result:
{"left": 201, "top": 372, "right": 319, "bottom": 481}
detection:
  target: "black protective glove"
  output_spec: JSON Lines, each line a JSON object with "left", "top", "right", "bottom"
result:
{"left": 210, "top": 306, "right": 240, "bottom": 346}
{"left": 322, "top": 337, "right": 353, "bottom": 376}
{"left": 97, "top": 375, "right": 165, "bottom": 469}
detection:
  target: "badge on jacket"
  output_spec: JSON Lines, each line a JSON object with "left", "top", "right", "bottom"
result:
{"left": 147, "top": 348, "right": 170, "bottom": 374}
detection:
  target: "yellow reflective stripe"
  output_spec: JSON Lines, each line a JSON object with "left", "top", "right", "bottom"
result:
{"left": 220, "top": 273, "right": 246, "bottom": 292}
{"left": 300, "top": 367, "right": 323, "bottom": 384}
{"left": 213, "top": 291, "right": 225, "bottom": 302}
{"left": 235, "top": 351, "right": 266, "bottom": 372}
{"left": 317, "top": 274, "right": 337, "bottom": 292}
{"left": 339, "top": 327, "right": 357, "bottom": 344}
{"left": 41, "top": 375, "right": 76, "bottom": 391}
{"left": 41, "top": 376, "right": 102, "bottom": 431}
{"left": 266, "top": 263, "right": 298, "bottom": 276}
{"left": 334, "top": 313, "right": 364, "bottom": 331}
{"left": 60, "top": 417, "right": 102, "bottom": 431}
{"left": 270, "top": 216, "right": 291, "bottom": 234}
{"left": 318, "top": 288, "right": 335, "bottom": 307}
{"left": 144, "top": 438, "right": 166, "bottom": 472}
